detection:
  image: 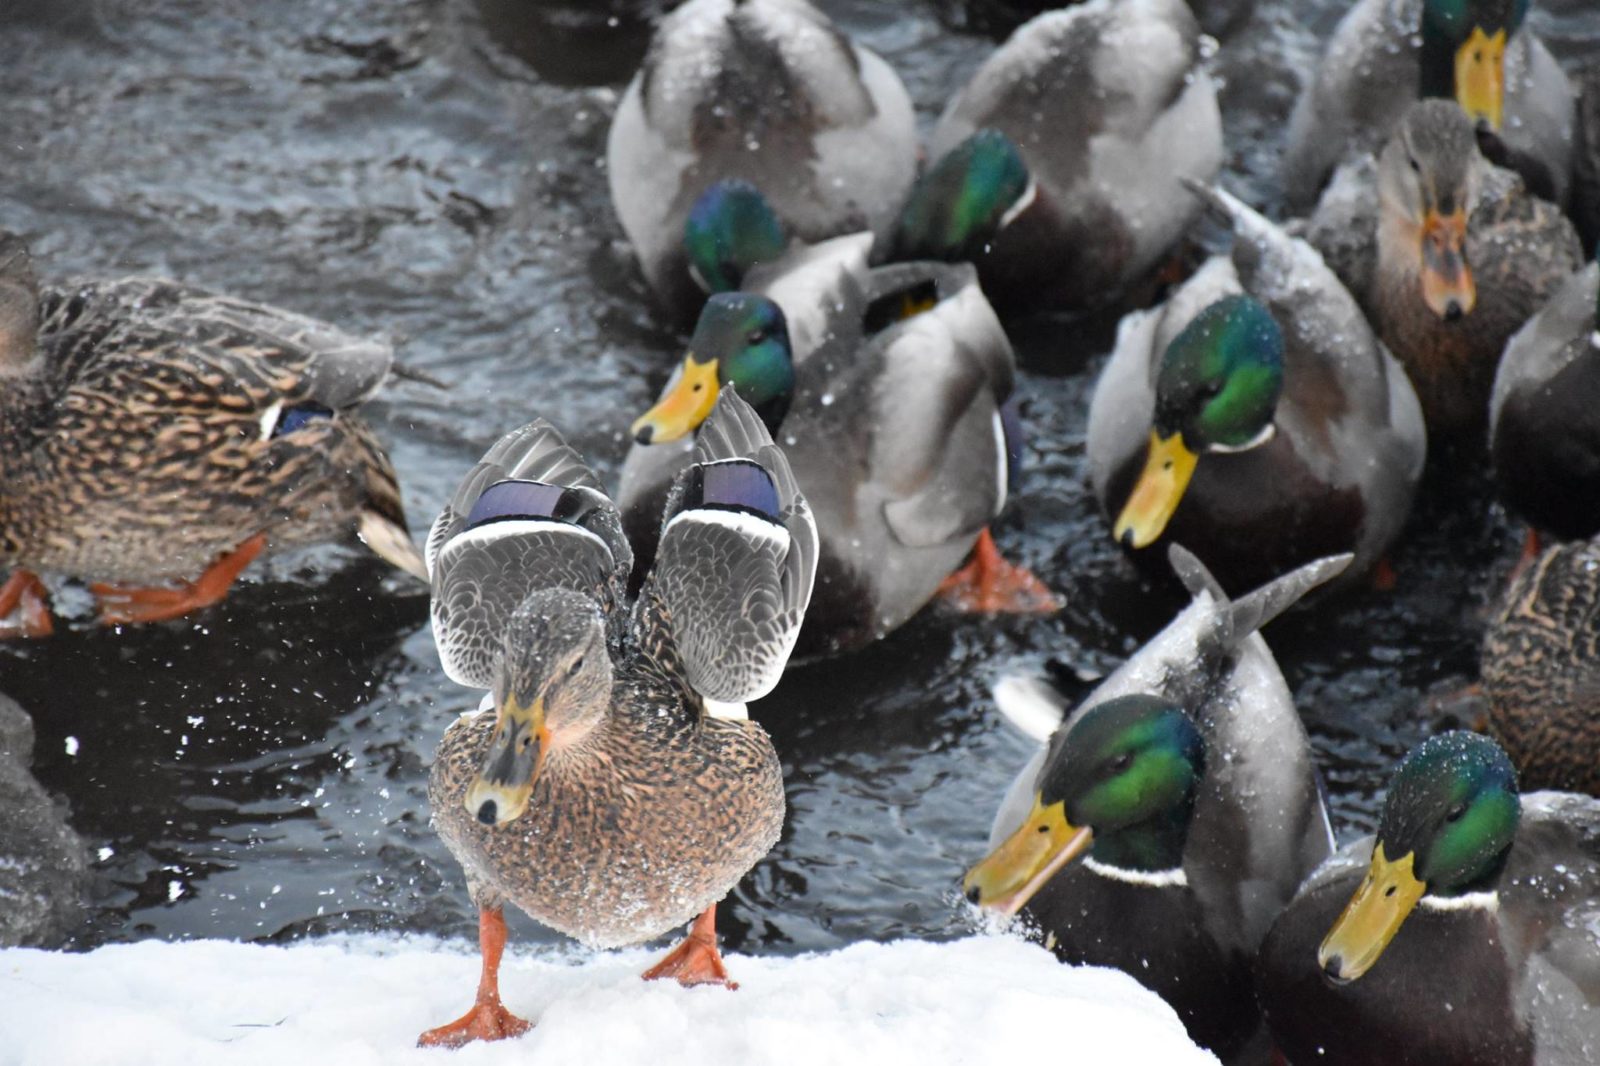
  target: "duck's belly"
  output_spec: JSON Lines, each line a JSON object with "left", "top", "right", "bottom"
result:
{"left": 430, "top": 710, "right": 785, "bottom": 949}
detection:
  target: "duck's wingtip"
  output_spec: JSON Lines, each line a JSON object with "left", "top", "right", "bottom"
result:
{"left": 992, "top": 674, "right": 1068, "bottom": 744}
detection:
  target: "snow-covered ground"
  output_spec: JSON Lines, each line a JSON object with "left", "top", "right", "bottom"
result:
{"left": 0, "top": 934, "right": 1215, "bottom": 1065}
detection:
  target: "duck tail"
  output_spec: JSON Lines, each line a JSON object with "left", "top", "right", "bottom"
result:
{"left": 1169, "top": 544, "right": 1352, "bottom": 654}
{"left": 350, "top": 425, "right": 427, "bottom": 580}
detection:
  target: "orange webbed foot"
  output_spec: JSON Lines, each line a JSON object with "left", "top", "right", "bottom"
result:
{"left": 641, "top": 905, "right": 738, "bottom": 989}
{"left": 417, "top": 1000, "right": 532, "bottom": 1049}
{"left": 0, "top": 570, "right": 54, "bottom": 639}
{"left": 938, "top": 529, "right": 1061, "bottom": 615}
{"left": 92, "top": 533, "right": 267, "bottom": 625}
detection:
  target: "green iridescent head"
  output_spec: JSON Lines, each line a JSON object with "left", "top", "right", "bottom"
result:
{"left": 1154, "top": 295, "right": 1284, "bottom": 452}
{"left": 1038, "top": 694, "right": 1205, "bottom": 871}
{"left": 884, "top": 129, "right": 1031, "bottom": 264}
{"left": 683, "top": 180, "right": 788, "bottom": 294}
{"left": 1418, "top": 0, "right": 1527, "bottom": 125}
{"left": 1378, "top": 731, "right": 1520, "bottom": 896}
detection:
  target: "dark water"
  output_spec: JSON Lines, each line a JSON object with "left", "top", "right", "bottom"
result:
{"left": 0, "top": 0, "right": 1593, "bottom": 956}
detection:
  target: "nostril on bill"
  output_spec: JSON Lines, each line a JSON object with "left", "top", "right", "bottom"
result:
{"left": 965, "top": 885, "right": 981, "bottom": 905}
{"left": 476, "top": 799, "right": 498, "bottom": 826}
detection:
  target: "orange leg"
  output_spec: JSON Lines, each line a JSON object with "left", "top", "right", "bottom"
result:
{"left": 91, "top": 533, "right": 267, "bottom": 626}
{"left": 1370, "top": 556, "right": 1398, "bottom": 592}
{"left": 937, "top": 529, "right": 1061, "bottom": 614}
{"left": 418, "top": 906, "right": 532, "bottom": 1048}
{"left": 0, "top": 570, "right": 54, "bottom": 639}
{"left": 1507, "top": 527, "right": 1543, "bottom": 586}
{"left": 641, "top": 904, "right": 738, "bottom": 989}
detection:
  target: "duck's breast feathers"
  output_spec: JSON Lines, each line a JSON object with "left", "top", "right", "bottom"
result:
{"left": 428, "top": 420, "right": 631, "bottom": 689}
{"left": 1501, "top": 793, "right": 1600, "bottom": 1018}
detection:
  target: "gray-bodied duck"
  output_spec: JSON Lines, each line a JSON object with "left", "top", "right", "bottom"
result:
{"left": 966, "top": 548, "right": 1341, "bottom": 1059}
{"left": 420, "top": 390, "right": 816, "bottom": 1047}
{"left": 1257, "top": 731, "right": 1600, "bottom": 1065}
{"left": 0, "top": 233, "right": 424, "bottom": 638}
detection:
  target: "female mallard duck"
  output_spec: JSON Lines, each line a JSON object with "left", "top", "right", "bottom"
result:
{"left": 917, "top": 0, "right": 1223, "bottom": 312}
{"left": 1479, "top": 538, "right": 1600, "bottom": 795}
{"left": 1284, "top": 0, "right": 1574, "bottom": 211}
{"left": 420, "top": 391, "right": 816, "bottom": 1047}
{"left": 966, "top": 548, "right": 1341, "bottom": 1058}
{"left": 1087, "top": 183, "right": 1425, "bottom": 594}
{"left": 1257, "top": 731, "right": 1600, "bottom": 1065}
{"left": 605, "top": 0, "right": 916, "bottom": 322}
{"left": 1489, "top": 256, "right": 1600, "bottom": 539}
{"left": 0, "top": 234, "right": 425, "bottom": 638}
{"left": 617, "top": 251, "right": 1056, "bottom": 659}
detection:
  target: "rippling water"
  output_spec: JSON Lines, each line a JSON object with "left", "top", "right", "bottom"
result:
{"left": 0, "top": 0, "right": 1592, "bottom": 955}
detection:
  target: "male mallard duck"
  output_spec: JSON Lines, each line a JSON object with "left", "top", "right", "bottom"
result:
{"left": 1087, "top": 184, "right": 1425, "bottom": 594}
{"left": 1489, "top": 257, "right": 1600, "bottom": 539}
{"left": 966, "top": 548, "right": 1342, "bottom": 1058}
{"left": 1479, "top": 538, "right": 1600, "bottom": 795}
{"left": 606, "top": 0, "right": 916, "bottom": 322}
{"left": 920, "top": 0, "right": 1223, "bottom": 312}
{"left": 617, "top": 251, "right": 1056, "bottom": 659}
{"left": 1284, "top": 0, "right": 1574, "bottom": 211}
{"left": 1257, "top": 731, "right": 1600, "bottom": 1065}
{"left": 420, "top": 391, "right": 816, "bottom": 1047}
{"left": 0, "top": 234, "right": 425, "bottom": 638}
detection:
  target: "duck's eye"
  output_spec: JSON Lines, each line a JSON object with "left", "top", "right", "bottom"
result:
{"left": 1108, "top": 752, "right": 1134, "bottom": 774}
{"left": 571, "top": 654, "right": 586, "bottom": 673}
{"left": 1444, "top": 803, "right": 1467, "bottom": 823}
{"left": 747, "top": 329, "right": 765, "bottom": 344}
{"left": 1408, "top": 156, "right": 1421, "bottom": 175}
{"left": 1199, "top": 380, "right": 1224, "bottom": 401}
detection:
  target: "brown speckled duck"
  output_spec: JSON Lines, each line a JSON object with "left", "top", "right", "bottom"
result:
{"left": 0, "top": 233, "right": 425, "bottom": 636}
{"left": 420, "top": 390, "right": 816, "bottom": 1047}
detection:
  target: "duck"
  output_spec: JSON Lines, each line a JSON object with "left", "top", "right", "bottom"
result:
{"left": 965, "top": 547, "right": 1342, "bottom": 1059}
{"left": 605, "top": 0, "right": 916, "bottom": 323}
{"left": 617, "top": 250, "right": 1057, "bottom": 660}
{"left": 1256, "top": 731, "right": 1600, "bottom": 1065}
{"left": 1283, "top": 0, "right": 1574, "bottom": 212}
{"left": 1087, "top": 183, "right": 1425, "bottom": 595}
{"left": 1489, "top": 255, "right": 1600, "bottom": 540}
{"left": 1478, "top": 538, "right": 1600, "bottom": 796}
{"left": 920, "top": 0, "right": 1223, "bottom": 312}
{"left": 0, "top": 233, "right": 425, "bottom": 639}
{"left": 419, "top": 390, "right": 817, "bottom": 1047}
{"left": 1575, "top": 62, "right": 1600, "bottom": 249}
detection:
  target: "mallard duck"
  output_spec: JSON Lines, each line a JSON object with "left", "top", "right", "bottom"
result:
{"left": 965, "top": 548, "right": 1342, "bottom": 1058}
{"left": 921, "top": 0, "right": 1223, "bottom": 312}
{"left": 1489, "top": 258, "right": 1600, "bottom": 539}
{"left": 1087, "top": 183, "right": 1425, "bottom": 594}
{"left": 0, "top": 234, "right": 425, "bottom": 639}
{"left": 1284, "top": 0, "right": 1574, "bottom": 211}
{"left": 1257, "top": 731, "right": 1600, "bottom": 1065}
{"left": 419, "top": 390, "right": 816, "bottom": 1047}
{"left": 1575, "top": 62, "right": 1600, "bottom": 249}
{"left": 1478, "top": 538, "right": 1600, "bottom": 796}
{"left": 617, "top": 252, "right": 1057, "bottom": 659}
{"left": 606, "top": 0, "right": 916, "bottom": 322}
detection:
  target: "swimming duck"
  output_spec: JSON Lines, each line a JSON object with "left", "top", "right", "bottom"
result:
{"left": 966, "top": 548, "right": 1341, "bottom": 1058}
{"left": 0, "top": 234, "right": 425, "bottom": 638}
{"left": 1257, "top": 731, "right": 1600, "bottom": 1065}
{"left": 606, "top": 0, "right": 916, "bottom": 322}
{"left": 420, "top": 390, "right": 816, "bottom": 1047}
{"left": 922, "top": 0, "right": 1223, "bottom": 312}
{"left": 617, "top": 252, "right": 1056, "bottom": 659}
{"left": 1489, "top": 257, "right": 1600, "bottom": 540}
{"left": 1087, "top": 183, "right": 1425, "bottom": 594}
{"left": 1479, "top": 538, "right": 1600, "bottom": 796}
{"left": 1284, "top": 0, "right": 1574, "bottom": 211}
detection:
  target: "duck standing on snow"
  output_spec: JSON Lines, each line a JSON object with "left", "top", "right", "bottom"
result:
{"left": 1284, "top": 0, "right": 1574, "bottom": 211}
{"left": 419, "top": 391, "right": 815, "bottom": 1047}
{"left": 1088, "top": 184, "right": 1424, "bottom": 593}
{"left": 0, "top": 233, "right": 425, "bottom": 638}
{"left": 917, "top": 0, "right": 1223, "bottom": 312}
{"left": 606, "top": 0, "right": 916, "bottom": 322}
{"left": 965, "top": 548, "right": 1341, "bottom": 1059}
{"left": 1257, "top": 731, "right": 1600, "bottom": 1065}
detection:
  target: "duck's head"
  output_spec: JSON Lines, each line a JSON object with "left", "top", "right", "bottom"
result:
{"left": 1114, "top": 295, "right": 1284, "bottom": 550}
{"left": 1318, "top": 731, "right": 1519, "bottom": 985}
{"left": 683, "top": 180, "right": 788, "bottom": 295}
{"left": 883, "top": 129, "right": 1033, "bottom": 264}
{"left": 1419, "top": 0, "right": 1528, "bottom": 130}
{"left": 1378, "top": 99, "right": 1481, "bottom": 322}
{"left": 631, "top": 292, "right": 795, "bottom": 444}
{"left": 465, "top": 587, "right": 614, "bottom": 828}
{"left": 964, "top": 695, "right": 1205, "bottom": 915}
{"left": 0, "top": 233, "right": 39, "bottom": 374}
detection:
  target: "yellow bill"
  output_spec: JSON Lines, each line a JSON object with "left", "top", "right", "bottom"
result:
{"left": 1420, "top": 208, "right": 1476, "bottom": 320}
{"left": 1317, "top": 841, "right": 1428, "bottom": 984}
{"left": 1455, "top": 27, "right": 1507, "bottom": 130}
{"left": 1114, "top": 430, "right": 1199, "bottom": 549}
{"left": 630, "top": 356, "right": 720, "bottom": 445}
{"left": 464, "top": 695, "right": 551, "bottom": 827}
{"left": 963, "top": 794, "right": 1093, "bottom": 917}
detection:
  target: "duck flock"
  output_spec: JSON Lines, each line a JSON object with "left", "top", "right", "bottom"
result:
{"left": 3, "top": 0, "right": 1600, "bottom": 1063}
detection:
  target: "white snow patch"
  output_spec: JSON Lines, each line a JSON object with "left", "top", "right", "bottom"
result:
{"left": 0, "top": 935, "right": 1216, "bottom": 1066}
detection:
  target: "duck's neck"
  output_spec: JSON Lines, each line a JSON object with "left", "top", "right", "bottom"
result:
{"left": 1089, "top": 807, "right": 1191, "bottom": 875}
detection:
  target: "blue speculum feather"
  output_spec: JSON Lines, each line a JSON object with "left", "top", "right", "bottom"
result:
{"left": 685, "top": 459, "right": 781, "bottom": 521}
{"left": 272, "top": 402, "right": 334, "bottom": 437}
{"left": 466, "top": 479, "right": 598, "bottom": 530}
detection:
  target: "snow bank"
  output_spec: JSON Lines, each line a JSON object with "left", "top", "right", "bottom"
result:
{"left": 0, "top": 934, "right": 1216, "bottom": 1065}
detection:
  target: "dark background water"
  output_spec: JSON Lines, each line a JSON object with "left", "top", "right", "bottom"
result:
{"left": 0, "top": 0, "right": 1595, "bottom": 955}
